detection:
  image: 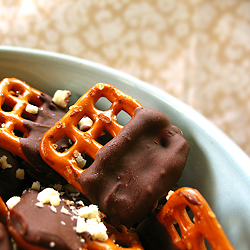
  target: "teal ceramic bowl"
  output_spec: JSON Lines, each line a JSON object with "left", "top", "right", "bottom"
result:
{"left": 0, "top": 46, "right": 250, "bottom": 249}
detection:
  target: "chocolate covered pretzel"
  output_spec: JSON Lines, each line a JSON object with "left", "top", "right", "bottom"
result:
{"left": 0, "top": 78, "right": 70, "bottom": 185}
{"left": 40, "top": 83, "right": 190, "bottom": 227}
{"left": 5, "top": 189, "right": 143, "bottom": 250}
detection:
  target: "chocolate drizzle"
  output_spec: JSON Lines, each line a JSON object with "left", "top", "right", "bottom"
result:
{"left": 80, "top": 107, "right": 190, "bottom": 228}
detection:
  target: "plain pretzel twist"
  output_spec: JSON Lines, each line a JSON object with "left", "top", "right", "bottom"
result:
{"left": 39, "top": 83, "right": 143, "bottom": 192}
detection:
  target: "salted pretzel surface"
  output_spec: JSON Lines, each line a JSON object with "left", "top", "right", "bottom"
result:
{"left": 156, "top": 187, "right": 235, "bottom": 250}
{"left": 0, "top": 78, "right": 42, "bottom": 161}
{"left": 39, "top": 83, "right": 143, "bottom": 192}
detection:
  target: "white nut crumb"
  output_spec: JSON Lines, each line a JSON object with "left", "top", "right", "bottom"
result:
{"left": 37, "top": 188, "right": 60, "bottom": 206}
{"left": 75, "top": 155, "right": 87, "bottom": 169}
{"left": 85, "top": 219, "right": 108, "bottom": 241}
{"left": 52, "top": 90, "right": 71, "bottom": 108}
{"left": 78, "top": 206, "right": 92, "bottom": 218}
{"left": 50, "top": 205, "right": 57, "bottom": 213}
{"left": 76, "top": 200, "right": 84, "bottom": 207}
{"left": 75, "top": 217, "right": 88, "bottom": 233}
{"left": 6, "top": 196, "right": 21, "bottom": 210}
{"left": 31, "top": 181, "right": 41, "bottom": 191}
{"left": 35, "top": 202, "right": 44, "bottom": 208}
{"left": 166, "top": 190, "right": 174, "bottom": 200}
{"left": 61, "top": 221, "right": 66, "bottom": 226}
{"left": 61, "top": 206, "right": 71, "bottom": 215}
{"left": 50, "top": 194, "right": 61, "bottom": 207}
{"left": 16, "top": 168, "right": 25, "bottom": 180}
{"left": 49, "top": 241, "right": 55, "bottom": 248}
{"left": 25, "top": 103, "right": 39, "bottom": 114}
{"left": 75, "top": 204, "right": 107, "bottom": 241}
{"left": 78, "top": 116, "right": 93, "bottom": 131}
{"left": 0, "top": 155, "right": 12, "bottom": 169}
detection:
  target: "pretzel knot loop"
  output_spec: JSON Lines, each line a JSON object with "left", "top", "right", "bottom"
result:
{"left": 156, "top": 187, "right": 235, "bottom": 250}
{"left": 40, "top": 83, "right": 143, "bottom": 192}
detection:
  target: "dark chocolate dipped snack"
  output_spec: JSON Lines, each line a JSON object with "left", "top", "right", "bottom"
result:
{"left": 40, "top": 83, "right": 189, "bottom": 228}
{"left": 155, "top": 187, "right": 235, "bottom": 250}
{"left": 40, "top": 83, "right": 143, "bottom": 193}
{"left": 0, "top": 147, "right": 33, "bottom": 202}
{"left": 0, "top": 222, "right": 11, "bottom": 250}
{"left": 80, "top": 107, "right": 189, "bottom": 227}
{"left": 6, "top": 189, "right": 143, "bottom": 250}
{"left": 0, "top": 78, "right": 70, "bottom": 184}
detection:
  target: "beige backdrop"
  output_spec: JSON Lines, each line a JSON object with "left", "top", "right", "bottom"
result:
{"left": 1, "top": 0, "right": 250, "bottom": 157}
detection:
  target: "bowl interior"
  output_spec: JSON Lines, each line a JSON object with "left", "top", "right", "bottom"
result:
{"left": 0, "top": 47, "right": 250, "bottom": 249}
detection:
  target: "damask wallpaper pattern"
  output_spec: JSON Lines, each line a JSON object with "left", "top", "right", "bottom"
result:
{"left": 1, "top": 0, "right": 250, "bottom": 156}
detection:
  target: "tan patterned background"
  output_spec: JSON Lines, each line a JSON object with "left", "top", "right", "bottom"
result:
{"left": 1, "top": 0, "right": 250, "bottom": 157}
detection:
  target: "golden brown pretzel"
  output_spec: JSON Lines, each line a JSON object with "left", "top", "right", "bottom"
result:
{"left": 0, "top": 78, "right": 42, "bottom": 162}
{"left": 156, "top": 187, "right": 235, "bottom": 250}
{"left": 39, "top": 83, "right": 143, "bottom": 192}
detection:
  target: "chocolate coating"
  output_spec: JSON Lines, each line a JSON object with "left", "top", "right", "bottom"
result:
{"left": 9, "top": 190, "right": 86, "bottom": 250}
{"left": 20, "top": 93, "right": 70, "bottom": 184}
{"left": 0, "top": 147, "right": 32, "bottom": 202}
{"left": 0, "top": 222, "right": 11, "bottom": 250}
{"left": 136, "top": 216, "right": 181, "bottom": 250}
{"left": 80, "top": 107, "right": 189, "bottom": 227}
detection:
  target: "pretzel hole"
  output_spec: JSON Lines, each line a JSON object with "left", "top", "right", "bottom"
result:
{"left": 1, "top": 103, "right": 13, "bottom": 112}
{"left": 9, "top": 85, "right": 25, "bottom": 97}
{"left": 173, "top": 206, "right": 195, "bottom": 239}
{"left": 96, "top": 130, "right": 113, "bottom": 146}
{"left": 116, "top": 110, "right": 132, "bottom": 126}
{"left": 13, "top": 129, "right": 25, "bottom": 138}
{"left": 21, "top": 111, "right": 36, "bottom": 121}
{"left": 174, "top": 221, "right": 182, "bottom": 238}
{"left": 94, "top": 97, "right": 112, "bottom": 111}
{"left": 53, "top": 136, "right": 74, "bottom": 153}
{"left": 204, "top": 238, "right": 212, "bottom": 250}
{"left": 78, "top": 153, "right": 94, "bottom": 170}
{"left": 186, "top": 206, "right": 195, "bottom": 223}
{"left": 77, "top": 116, "right": 94, "bottom": 132}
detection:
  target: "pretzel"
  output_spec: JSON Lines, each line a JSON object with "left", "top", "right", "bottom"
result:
{"left": 0, "top": 78, "right": 42, "bottom": 162}
{"left": 2, "top": 188, "right": 235, "bottom": 250}
{"left": 156, "top": 187, "right": 235, "bottom": 250}
{"left": 39, "top": 83, "right": 143, "bottom": 192}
